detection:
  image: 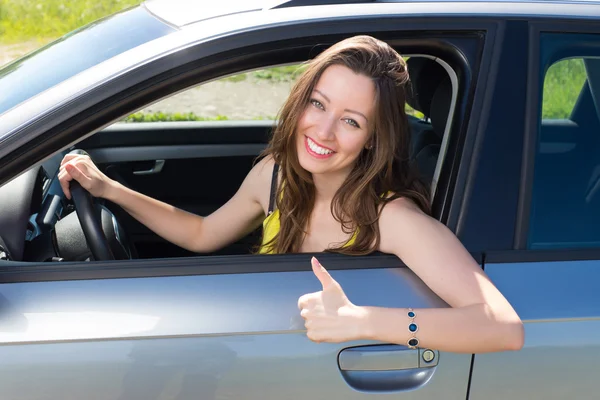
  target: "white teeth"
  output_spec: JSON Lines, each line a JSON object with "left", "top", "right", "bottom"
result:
{"left": 307, "top": 137, "right": 333, "bottom": 155}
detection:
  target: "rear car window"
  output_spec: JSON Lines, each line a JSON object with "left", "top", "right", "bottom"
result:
{"left": 0, "top": 6, "right": 174, "bottom": 116}
{"left": 528, "top": 37, "right": 600, "bottom": 249}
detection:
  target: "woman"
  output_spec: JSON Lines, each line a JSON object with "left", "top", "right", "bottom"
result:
{"left": 58, "top": 35, "right": 524, "bottom": 354}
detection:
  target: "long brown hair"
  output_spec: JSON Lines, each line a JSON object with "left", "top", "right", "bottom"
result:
{"left": 261, "top": 35, "right": 431, "bottom": 255}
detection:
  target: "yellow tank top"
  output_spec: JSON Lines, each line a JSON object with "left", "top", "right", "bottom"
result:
{"left": 258, "top": 208, "right": 358, "bottom": 254}
{"left": 259, "top": 163, "right": 365, "bottom": 254}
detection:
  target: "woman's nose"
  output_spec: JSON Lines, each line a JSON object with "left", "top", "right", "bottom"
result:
{"left": 315, "top": 116, "right": 336, "bottom": 141}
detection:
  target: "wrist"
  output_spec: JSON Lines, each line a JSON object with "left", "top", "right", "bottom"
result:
{"left": 103, "top": 179, "right": 123, "bottom": 203}
{"left": 354, "top": 305, "right": 376, "bottom": 341}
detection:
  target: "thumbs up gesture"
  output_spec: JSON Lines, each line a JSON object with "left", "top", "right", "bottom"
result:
{"left": 298, "top": 257, "right": 369, "bottom": 343}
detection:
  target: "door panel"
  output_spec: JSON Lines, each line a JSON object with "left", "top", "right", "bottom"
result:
{"left": 79, "top": 121, "right": 272, "bottom": 258}
{"left": 468, "top": 259, "right": 600, "bottom": 400}
{"left": 0, "top": 257, "right": 472, "bottom": 400}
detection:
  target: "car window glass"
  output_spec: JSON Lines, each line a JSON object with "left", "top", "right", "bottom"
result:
{"left": 528, "top": 47, "right": 600, "bottom": 249}
{"left": 0, "top": 7, "right": 174, "bottom": 116}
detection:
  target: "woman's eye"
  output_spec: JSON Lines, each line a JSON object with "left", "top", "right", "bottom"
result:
{"left": 310, "top": 99, "right": 324, "bottom": 110}
{"left": 344, "top": 118, "right": 360, "bottom": 128}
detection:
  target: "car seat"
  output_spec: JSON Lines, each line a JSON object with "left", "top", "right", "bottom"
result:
{"left": 406, "top": 57, "right": 453, "bottom": 186}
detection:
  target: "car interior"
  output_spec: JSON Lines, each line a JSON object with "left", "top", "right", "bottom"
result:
{"left": 0, "top": 54, "right": 456, "bottom": 263}
{"left": 529, "top": 57, "right": 600, "bottom": 249}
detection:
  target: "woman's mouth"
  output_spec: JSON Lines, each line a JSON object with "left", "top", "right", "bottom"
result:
{"left": 305, "top": 136, "right": 335, "bottom": 159}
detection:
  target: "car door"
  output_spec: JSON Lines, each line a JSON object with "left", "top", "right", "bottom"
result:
{"left": 80, "top": 119, "right": 273, "bottom": 258}
{"left": 467, "top": 18, "right": 600, "bottom": 400}
{"left": 0, "top": 6, "right": 491, "bottom": 400}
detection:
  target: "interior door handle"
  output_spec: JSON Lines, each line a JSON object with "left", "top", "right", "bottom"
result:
{"left": 133, "top": 160, "right": 165, "bottom": 175}
{"left": 338, "top": 345, "right": 439, "bottom": 392}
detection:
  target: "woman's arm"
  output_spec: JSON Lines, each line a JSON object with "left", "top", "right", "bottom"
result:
{"left": 298, "top": 199, "right": 524, "bottom": 353}
{"left": 59, "top": 154, "right": 272, "bottom": 253}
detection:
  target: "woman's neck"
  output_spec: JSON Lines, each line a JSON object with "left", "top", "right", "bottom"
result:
{"left": 312, "top": 169, "right": 350, "bottom": 203}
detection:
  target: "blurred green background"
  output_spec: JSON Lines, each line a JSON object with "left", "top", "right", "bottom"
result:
{"left": 0, "top": 0, "right": 589, "bottom": 120}
{"left": 0, "top": 0, "right": 141, "bottom": 44}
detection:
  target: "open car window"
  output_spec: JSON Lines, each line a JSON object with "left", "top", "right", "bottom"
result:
{"left": 111, "top": 56, "right": 456, "bottom": 192}
{"left": 6, "top": 37, "right": 465, "bottom": 264}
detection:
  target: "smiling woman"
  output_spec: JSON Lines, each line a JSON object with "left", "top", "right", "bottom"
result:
{"left": 11, "top": 0, "right": 600, "bottom": 396}
{"left": 259, "top": 39, "right": 429, "bottom": 256}
{"left": 57, "top": 34, "right": 523, "bottom": 354}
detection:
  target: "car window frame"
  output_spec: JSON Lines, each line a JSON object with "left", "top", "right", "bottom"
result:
{"left": 494, "top": 19, "right": 600, "bottom": 263}
{"left": 0, "top": 18, "right": 487, "bottom": 282}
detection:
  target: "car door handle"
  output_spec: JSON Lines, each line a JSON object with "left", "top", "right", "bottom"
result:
{"left": 338, "top": 345, "right": 439, "bottom": 392}
{"left": 133, "top": 160, "right": 165, "bottom": 175}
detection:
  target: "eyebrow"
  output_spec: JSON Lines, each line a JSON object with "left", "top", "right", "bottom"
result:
{"left": 314, "top": 89, "right": 369, "bottom": 123}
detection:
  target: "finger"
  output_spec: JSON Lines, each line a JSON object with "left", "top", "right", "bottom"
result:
{"left": 72, "top": 159, "right": 92, "bottom": 176}
{"left": 306, "top": 330, "right": 321, "bottom": 343}
{"left": 298, "top": 292, "right": 321, "bottom": 310}
{"left": 300, "top": 308, "right": 310, "bottom": 319}
{"left": 65, "top": 164, "right": 94, "bottom": 193}
{"left": 311, "top": 257, "right": 334, "bottom": 290}
{"left": 60, "top": 154, "right": 87, "bottom": 167}
{"left": 298, "top": 293, "right": 314, "bottom": 310}
{"left": 65, "top": 163, "right": 91, "bottom": 184}
{"left": 60, "top": 154, "right": 76, "bottom": 167}
{"left": 57, "top": 170, "right": 73, "bottom": 200}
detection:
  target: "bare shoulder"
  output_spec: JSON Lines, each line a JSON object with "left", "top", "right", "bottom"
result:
{"left": 380, "top": 196, "right": 427, "bottom": 220}
{"left": 377, "top": 197, "right": 441, "bottom": 254}
{"left": 243, "top": 155, "right": 277, "bottom": 214}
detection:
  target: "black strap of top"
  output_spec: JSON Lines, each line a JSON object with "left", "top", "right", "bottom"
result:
{"left": 268, "top": 163, "right": 279, "bottom": 214}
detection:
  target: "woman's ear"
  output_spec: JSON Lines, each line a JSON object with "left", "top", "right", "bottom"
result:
{"left": 365, "top": 130, "right": 376, "bottom": 150}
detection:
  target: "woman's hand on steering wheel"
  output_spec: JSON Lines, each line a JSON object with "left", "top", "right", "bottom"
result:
{"left": 58, "top": 153, "right": 115, "bottom": 201}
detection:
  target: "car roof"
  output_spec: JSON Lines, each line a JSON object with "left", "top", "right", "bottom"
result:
{"left": 144, "top": 0, "right": 600, "bottom": 28}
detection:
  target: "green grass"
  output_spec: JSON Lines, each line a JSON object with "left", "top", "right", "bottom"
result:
{"left": 123, "top": 112, "right": 230, "bottom": 123}
{"left": 122, "top": 112, "right": 278, "bottom": 122}
{"left": 224, "top": 64, "right": 308, "bottom": 83}
{"left": 542, "top": 58, "right": 587, "bottom": 119}
{"left": 0, "top": 0, "right": 141, "bottom": 44}
{"left": 252, "top": 65, "right": 308, "bottom": 82}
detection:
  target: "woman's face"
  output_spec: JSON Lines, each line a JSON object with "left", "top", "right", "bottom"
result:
{"left": 296, "top": 64, "right": 375, "bottom": 178}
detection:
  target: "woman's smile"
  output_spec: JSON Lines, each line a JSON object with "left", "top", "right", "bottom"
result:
{"left": 304, "top": 136, "right": 336, "bottom": 159}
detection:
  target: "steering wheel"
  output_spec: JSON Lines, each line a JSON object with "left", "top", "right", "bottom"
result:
{"left": 68, "top": 150, "right": 115, "bottom": 261}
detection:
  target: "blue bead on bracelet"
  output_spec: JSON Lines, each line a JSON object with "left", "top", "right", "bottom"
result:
{"left": 407, "top": 308, "right": 419, "bottom": 349}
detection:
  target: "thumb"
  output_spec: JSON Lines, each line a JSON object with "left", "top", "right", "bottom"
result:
{"left": 311, "top": 257, "right": 334, "bottom": 289}
{"left": 66, "top": 163, "right": 88, "bottom": 184}
{"left": 66, "top": 163, "right": 81, "bottom": 179}
{"left": 65, "top": 164, "right": 92, "bottom": 192}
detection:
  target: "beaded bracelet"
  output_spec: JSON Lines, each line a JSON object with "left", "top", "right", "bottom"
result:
{"left": 407, "top": 308, "right": 419, "bottom": 349}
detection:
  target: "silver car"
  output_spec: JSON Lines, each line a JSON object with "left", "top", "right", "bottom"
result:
{"left": 0, "top": 0, "right": 598, "bottom": 399}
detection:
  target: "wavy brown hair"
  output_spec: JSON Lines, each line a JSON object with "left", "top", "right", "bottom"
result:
{"left": 261, "top": 35, "right": 431, "bottom": 255}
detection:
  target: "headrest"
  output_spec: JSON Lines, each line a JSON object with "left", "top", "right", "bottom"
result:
{"left": 406, "top": 57, "right": 448, "bottom": 118}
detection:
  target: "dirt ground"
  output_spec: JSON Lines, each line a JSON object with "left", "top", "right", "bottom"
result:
{"left": 0, "top": 42, "right": 294, "bottom": 120}
{"left": 143, "top": 79, "right": 295, "bottom": 120}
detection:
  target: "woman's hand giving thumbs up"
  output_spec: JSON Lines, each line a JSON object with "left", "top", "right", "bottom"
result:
{"left": 297, "top": 257, "right": 370, "bottom": 343}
